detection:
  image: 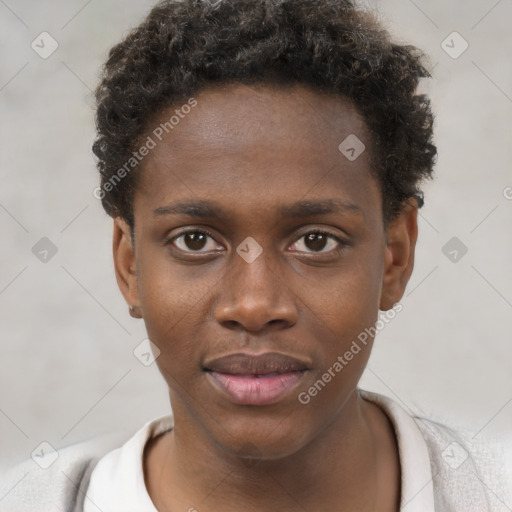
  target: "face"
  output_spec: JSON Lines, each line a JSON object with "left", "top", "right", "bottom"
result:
{"left": 113, "top": 82, "right": 417, "bottom": 461}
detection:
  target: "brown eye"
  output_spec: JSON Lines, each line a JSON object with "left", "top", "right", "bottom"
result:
{"left": 290, "top": 231, "right": 346, "bottom": 254}
{"left": 168, "top": 230, "right": 221, "bottom": 253}
{"left": 183, "top": 232, "right": 208, "bottom": 251}
{"left": 304, "top": 232, "right": 329, "bottom": 252}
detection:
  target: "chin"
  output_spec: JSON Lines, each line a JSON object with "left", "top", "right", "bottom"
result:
{"left": 211, "top": 414, "right": 313, "bottom": 462}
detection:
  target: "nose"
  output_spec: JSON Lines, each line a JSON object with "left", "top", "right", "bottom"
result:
{"left": 214, "top": 248, "right": 298, "bottom": 333}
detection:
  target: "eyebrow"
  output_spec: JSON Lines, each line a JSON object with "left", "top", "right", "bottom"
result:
{"left": 153, "top": 199, "right": 362, "bottom": 218}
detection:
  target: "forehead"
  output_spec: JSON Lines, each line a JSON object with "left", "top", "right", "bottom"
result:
{"left": 135, "top": 82, "right": 381, "bottom": 224}
{"left": 147, "top": 82, "right": 369, "bottom": 154}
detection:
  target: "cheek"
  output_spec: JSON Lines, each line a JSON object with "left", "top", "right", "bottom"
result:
{"left": 302, "top": 247, "right": 385, "bottom": 388}
{"left": 295, "top": 268, "right": 381, "bottom": 417}
{"left": 314, "top": 253, "right": 383, "bottom": 332}
{"left": 137, "top": 242, "right": 215, "bottom": 321}
{"left": 135, "top": 252, "right": 215, "bottom": 374}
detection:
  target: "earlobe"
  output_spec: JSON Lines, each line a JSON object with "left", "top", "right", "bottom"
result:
{"left": 379, "top": 200, "right": 418, "bottom": 311}
{"left": 112, "top": 217, "right": 141, "bottom": 315}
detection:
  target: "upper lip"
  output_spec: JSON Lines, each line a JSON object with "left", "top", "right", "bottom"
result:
{"left": 203, "top": 352, "right": 311, "bottom": 375}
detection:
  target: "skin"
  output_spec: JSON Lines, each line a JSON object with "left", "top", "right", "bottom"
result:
{"left": 113, "top": 82, "right": 418, "bottom": 511}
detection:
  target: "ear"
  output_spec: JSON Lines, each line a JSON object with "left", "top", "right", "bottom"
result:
{"left": 112, "top": 217, "right": 141, "bottom": 317}
{"left": 379, "top": 199, "right": 418, "bottom": 311}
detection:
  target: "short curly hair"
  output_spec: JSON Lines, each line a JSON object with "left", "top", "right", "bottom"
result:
{"left": 93, "top": 0, "right": 436, "bottom": 229}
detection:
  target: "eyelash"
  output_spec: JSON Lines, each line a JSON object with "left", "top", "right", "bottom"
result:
{"left": 165, "top": 228, "right": 348, "bottom": 254}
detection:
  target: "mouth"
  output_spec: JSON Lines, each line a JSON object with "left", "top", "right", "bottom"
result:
{"left": 203, "top": 352, "right": 310, "bottom": 406}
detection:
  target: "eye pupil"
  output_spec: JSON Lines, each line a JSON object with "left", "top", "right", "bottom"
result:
{"left": 305, "top": 232, "right": 327, "bottom": 252}
{"left": 185, "top": 232, "right": 207, "bottom": 250}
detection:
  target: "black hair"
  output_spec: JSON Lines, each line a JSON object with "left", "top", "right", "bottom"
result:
{"left": 93, "top": 0, "right": 436, "bottom": 229}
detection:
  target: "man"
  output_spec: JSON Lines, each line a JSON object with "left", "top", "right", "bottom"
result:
{"left": 1, "top": 1, "right": 506, "bottom": 510}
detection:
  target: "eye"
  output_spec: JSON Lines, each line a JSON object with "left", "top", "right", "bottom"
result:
{"left": 289, "top": 230, "right": 347, "bottom": 254}
{"left": 167, "top": 229, "right": 222, "bottom": 253}
{"left": 166, "top": 228, "right": 348, "bottom": 255}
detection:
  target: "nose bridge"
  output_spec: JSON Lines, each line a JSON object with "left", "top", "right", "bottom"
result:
{"left": 214, "top": 237, "right": 297, "bottom": 330}
{"left": 234, "top": 240, "right": 274, "bottom": 292}
{"left": 229, "top": 239, "right": 279, "bottom": 304}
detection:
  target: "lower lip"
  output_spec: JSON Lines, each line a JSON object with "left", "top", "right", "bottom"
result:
{"left": 207, "top": 371, "right": 306, "bottom": 405}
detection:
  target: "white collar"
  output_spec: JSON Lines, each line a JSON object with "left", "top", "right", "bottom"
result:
{"left": 84, "top": 414, "right": 172, "bottom": 512}
{"left": 360, "top": 389, "right": 435, "bottom": 511}
{"left": 85, "top": 389, "right": 435, "bottom": 511}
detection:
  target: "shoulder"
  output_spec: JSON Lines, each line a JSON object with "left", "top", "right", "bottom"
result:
{"left": 360, "top": 388, "right": 510, "bottom": 511}
{"left": 0, "top": 430, "right": 129, "bottom": 512}
{"left": 414, "top": 417, "right": 510, "bottom": 512}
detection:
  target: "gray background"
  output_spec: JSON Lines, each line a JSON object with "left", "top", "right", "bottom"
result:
{"left": 1, "top": 0, "right": 511, "bottom": 502}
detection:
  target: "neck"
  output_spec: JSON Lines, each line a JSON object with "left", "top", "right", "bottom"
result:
{"left": 144, "top": 389, "right": 400, "bottom": 512}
